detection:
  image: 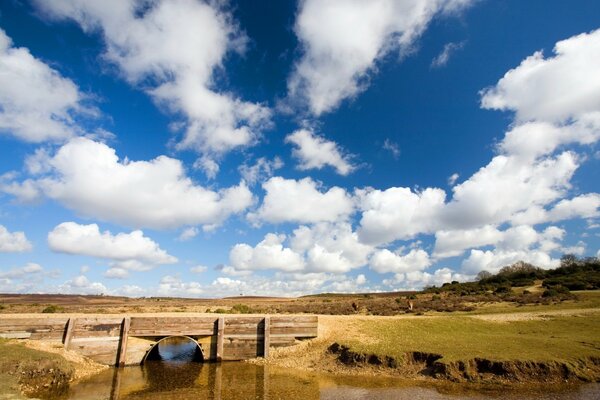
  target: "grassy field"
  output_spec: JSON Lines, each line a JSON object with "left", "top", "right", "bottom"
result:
{"left": 339, "top": 313, "right": 600, "bottom": 363}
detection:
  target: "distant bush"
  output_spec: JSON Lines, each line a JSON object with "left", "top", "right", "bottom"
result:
{"left": 41, "top": 305, "right": 62, "bottom": 313}
{"left": 0, "top": 304, "right": 5, "bottom": 310}
{"left": 231, "top": 304, "right": 253, "bottom": 314}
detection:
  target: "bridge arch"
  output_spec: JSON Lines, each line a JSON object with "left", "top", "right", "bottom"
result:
{"left": 142, "top": 335, "right": 206, "bottom": 364}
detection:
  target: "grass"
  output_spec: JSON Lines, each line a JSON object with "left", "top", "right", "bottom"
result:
{"left": 338, "top": 313, "right": 600, "bottom": 364}
{"left": 466, "top": 291, "right": 600, "bottom": 315}
{"left": 0, "top": 339, "right": 74, "bottom": 398}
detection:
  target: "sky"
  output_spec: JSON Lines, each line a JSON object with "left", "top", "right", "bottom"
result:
{"left": 0, "top": 0, "right": 599, "bottom": 298}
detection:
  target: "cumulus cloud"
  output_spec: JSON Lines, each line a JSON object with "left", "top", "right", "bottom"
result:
{"left": 238, "top": 157, "right": 283, "bottom": 185}
{"left": 293, "top": 222, "right": 373, "bottom": 273}
{"left": 178, "top": 227, "right": 199, "bottom": 241}
{"left": 0, "top": 263, "right": 47, "bottom": 293}
{"left": 158, "top": 275, "right": 204, "bottom": 297}
{"left": 58, "top": 274, "right": 107, "bottom": 295}
{"left": 35, "top": 0, "right": 271, "bottom": 170}
{"left": 48, "top": 222, "right": 177, "bottom": 267}
{"left": 0, "top": 29, "right": 93, "bottom": 142}
{"left": 0, "top": 225, "right": 33, "bottom": 252}
{"left": 0, "top": 263, "right": 44, "bottom": 279}
{"left": 230, "top": 233, "right": 305, "bottom": 272}
{"left": 229, "top": 222, "right": 373, "bottom": 275}
{"left": 288, "top": 0, "right": 475, "bottom": 115}
{"left": 460, "top": 226, "right": 565, "bottom": 274}
{"left": 3, "top": 138, "right": 254, "bottom": 230}
{"left": 357, "top": 187, "right": 446, "bottom": 245}
{"left": 249, "top": 177, "right": 354, "bottom": 224}
{"left": 370, "top": 248, "right": 431, "bottom": 274}
{"left": 433, "top": 225, "right": 503, "bottom": 259}
{"left": 383, "top": 267, "right": 471, "bottom": 290}
{"left": 285, "top": 129, "right": 355, "bottom": 175}
{"left": 481, "top": 29, "right": 600, "bottom": 123}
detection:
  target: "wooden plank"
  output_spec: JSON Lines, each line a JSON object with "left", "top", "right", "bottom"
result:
{"left": 216, "top": 317, "right": 224, "bottom": 362}
{"left": 263, "top": 317, "right": 270, "bottom": 358}
{"left": 130, "top": 316, "right": 217, "bottom": 330}
{"left": 130, "top": 329, "right": 215, "bottom": 337}
{"left": 118, "top": 317, "right": 130, "bottom": 367}
{"left": 270, "top": 315, "right": 318, "bottom": 323}
{"left": 270, "top": 327, "right": 318, "bottom": 337}
{"left": 0, "top": 317, "right": 69, "bottom": 326}
{"left": 64, "top": 318, "right": 75, "bottom": 349}
{"left": 0, "top": 332, "right": 31, "bottom": 339}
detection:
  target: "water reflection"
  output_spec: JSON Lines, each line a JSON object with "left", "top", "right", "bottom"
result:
{"left": 65, "top": 338, "right": 599, "bottom": 400}
{"left": 65, "top": 363, "right": 600, "bottom": 400}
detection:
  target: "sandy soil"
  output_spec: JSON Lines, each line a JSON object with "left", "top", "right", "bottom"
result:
{"left": 20, "top": 341, "right": 108, "bottom": 381}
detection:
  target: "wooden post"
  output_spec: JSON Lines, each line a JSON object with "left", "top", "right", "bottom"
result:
{"left": 63, "top": 318, "right": 75, "bottom": 350}
{"left": 216, "top": 317, "right": 224, "bottom": 362}
{"left": 117, "top": 317, "right": 130, "bottom": 367}
{"left": 263, "top": 316, "right": 270, "bottom": 358}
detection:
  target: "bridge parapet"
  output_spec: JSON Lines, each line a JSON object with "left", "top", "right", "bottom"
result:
{"left": 0, "top": 314, "right": 318, "bottom": 366}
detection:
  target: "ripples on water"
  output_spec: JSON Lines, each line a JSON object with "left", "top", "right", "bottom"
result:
{"left": 61, "top": 337, "right": 599, "bottom": 400}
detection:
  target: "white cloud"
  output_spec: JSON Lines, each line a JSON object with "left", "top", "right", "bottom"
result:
{"left": 357, "top": 187, "right": 446, "bottom": 245}
{"left": 442, "top": 151, "right": 579, "bottom": 229}
{"left": 447, "top": 173, "right": 459, "bottom": 186}
{"left": 383, "top": 267, "right": 471, "bottom": 290}
{"left": 498, "top": 119, "right": 600, "bottom": 161}
{"left": 356, "top": 274, "right": 367, "bottom": 285}
{"left": 0, "top": 263, "right": 47, "bottom": 293}
{"left": 228, "top": 222, "right": 373, "bottom": 275}
{"left": 291, "top": 222, "right": 373, "bottom": 273}
{"left": 461, "top": 249, "right": 560, "bottom": 274}
{"left": 249, "top": 177, "right": 354, "bottom": 224}
{"left": 190, "top": 265, "right": 208, "bottom": 274}
{"left": 58, "top": 274, "right": 107, "bottom": 295}
{"left": 285, "top": 129, "right": 355, "bottom": 175}
{"left": 0, "top": 263, "right": 44, "bottom": 279}
{"left": 561, "top": 242, "right": 586, "bottom": 256}
{"left": 238, "top": 157, "right": 283, "bottom": 185}
{"left": 431, "top": 41, "right": 465, "bottom": 68}
{"left": 383, "top": 139, "right": 400, "bottom": 159}
{"left": 288, "top": 0, "right": 474, "bottom": 115}
{"left": 230, "top": 233, "right": 305, "bottom": 272}
{"left": 370, "top": 248, "right": 431, "bottom": 274}
{"left": 433, "top": 225, "right": 503, "bottom": 259}
{"left": 178, "top": 227, "right": 199, "bottom": 241}
{"left": 35, "top": 0, "right": 271, "bottom": 168}
{"left": 0, "top": 29, "right": 92, "bottom": 142}
{"left": 48, "top": 222, "right": 177, "bottom": 267}
{"left": 0, "top": 225, "right": 33, "bottom": 252}
{"left": 158, "top": 275, "right": 204, "bottom": 297}
{"left": 104, "top": 267, "right": 129, "bottom": 279}
{"left": 3, "top": 138, "right": 254, "bottom": 230}
{"left": 481, "top": 29, "right": 600, "bottom": 123}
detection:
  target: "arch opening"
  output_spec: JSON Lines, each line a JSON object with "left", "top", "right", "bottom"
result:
{"left": 143, "top": 336, "right": 205, "bottom": 364}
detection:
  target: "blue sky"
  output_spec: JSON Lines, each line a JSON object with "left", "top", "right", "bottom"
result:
{"left": 0, "top": 0, "right": 599, "bottom": 297}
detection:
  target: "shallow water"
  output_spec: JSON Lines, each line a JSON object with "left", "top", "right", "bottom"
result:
{"left": 60, "top": 338, "right": 599, "bottom": 400}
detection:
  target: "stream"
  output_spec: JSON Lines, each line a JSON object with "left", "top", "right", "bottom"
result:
{"left": 57, "top": 337, "right": 599, "bottom": 400}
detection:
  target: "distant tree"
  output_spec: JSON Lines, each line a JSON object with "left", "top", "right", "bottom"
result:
{"left": 476, "top": 270, "right": 493, "bottom": 281}
{"left": 560, "top": 254, "right": 578, "bottom": 268}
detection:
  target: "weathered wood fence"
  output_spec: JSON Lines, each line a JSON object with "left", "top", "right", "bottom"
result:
{"left": 0, "top": 315, "right": 318, "bottom": 366}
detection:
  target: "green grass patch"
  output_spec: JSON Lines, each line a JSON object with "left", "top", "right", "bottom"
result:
{"left": 339, "top": 313, "right": 600, "bottom": 364}
{"left": 0, "top": 339, "right": 74, "bottom": 398}
{"left": 466, "top": 291, "right": 600, "bottom": 315}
